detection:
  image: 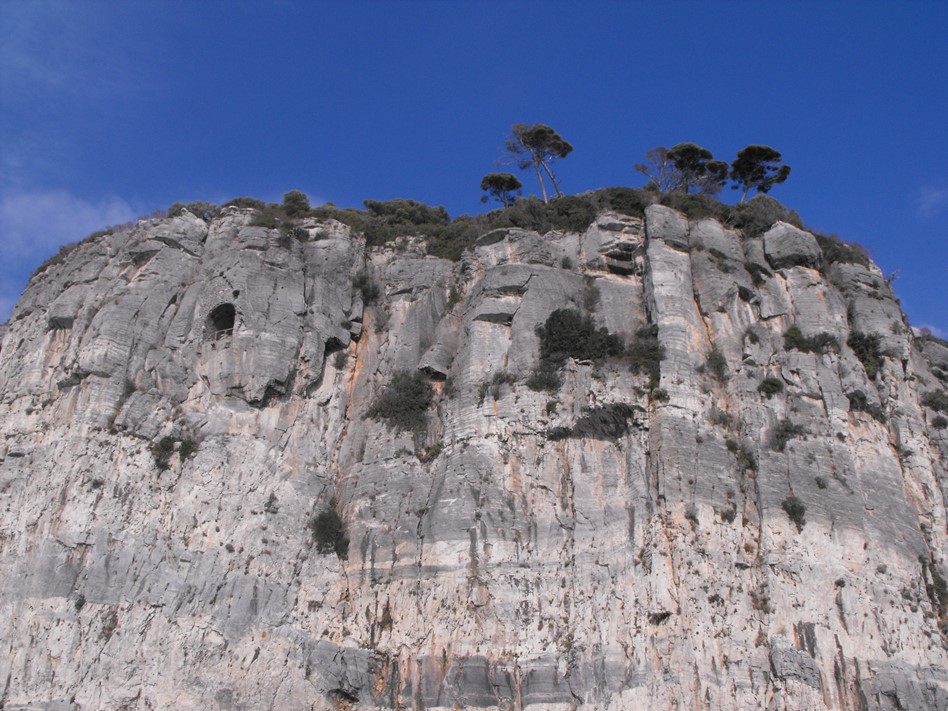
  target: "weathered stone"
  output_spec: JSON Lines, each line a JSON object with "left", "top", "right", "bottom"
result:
{"left": 0, "top": 207, "right": 946, "bottom": 710}
{"left": 762, "top": 221, "right": 822, "bottom": 269}
{"left": 645, "top": 204, "right": 690, "bottom": 250}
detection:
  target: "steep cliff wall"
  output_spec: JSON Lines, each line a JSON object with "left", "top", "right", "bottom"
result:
{"left": 1, "top": 204, "right": 946, "bottom": 710}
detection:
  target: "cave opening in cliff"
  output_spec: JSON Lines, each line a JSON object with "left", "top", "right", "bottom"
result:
{"left": 207, "top": 303, "right": 236, "bottom": 340}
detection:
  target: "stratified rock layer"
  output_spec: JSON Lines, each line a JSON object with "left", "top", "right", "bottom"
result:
{"left": 1, "top": 204, "right": 946, "bottom": 710}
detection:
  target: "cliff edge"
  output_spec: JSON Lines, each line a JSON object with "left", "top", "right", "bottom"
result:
{"left": 1, "top": 201, "right": 946, "bottom": 709}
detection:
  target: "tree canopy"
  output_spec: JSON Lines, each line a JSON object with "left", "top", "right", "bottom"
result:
{"left": 283, "top": 190, "right": 310, "bottom": 216}
{"left": 634, "top": 147, "right": 678, "bottom": 193}
{"left": 666, "top": 143, "right": 729, "bottom": 194}
{"left": 503, "top": 123, "right": 573, "bottom": 203}
{"left": 480, "top": 172, "right": 522, "bottom": 207}
{"left": 730, "top": 145, "right": 791, "bottom": 202}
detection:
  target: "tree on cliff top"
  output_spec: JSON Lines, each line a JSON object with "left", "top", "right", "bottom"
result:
{"left": 283, "top": 190, "right": 311, "bottom": 216}
{"left": 666, "top": 143, "right": 729, "bottom": 194}
{"left": 729, "top": 145, "right": 791, "bottom": 203}
{"left": 502, "top": 123, "right": 572, "bottom": 204}
{"left": 634, "top": 147, "right": 679, "bottom": 193}
{"left": 480, "top": 172, "right": 522, "bottom": 207}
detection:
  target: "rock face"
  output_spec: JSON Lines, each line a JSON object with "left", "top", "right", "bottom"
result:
{"left": 1, "top": 204, "right": 947, "bottom": 710}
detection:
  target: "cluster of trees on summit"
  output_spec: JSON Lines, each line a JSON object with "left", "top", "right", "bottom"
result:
{"left": 147, "top": 122, "right": 804, "bottom": 268}
{"left": 480, "top": 123, "right": 791, "bottom": 208}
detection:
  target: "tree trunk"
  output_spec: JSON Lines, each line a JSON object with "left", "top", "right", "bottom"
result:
{"left": 740, "top": 186, "right": 750, "bottom": 204}
{"left": 541, "top": 161, "right": 562, "bottom": 198}
{"left": 533, "top": 160, "right": 549, "bottom": 203}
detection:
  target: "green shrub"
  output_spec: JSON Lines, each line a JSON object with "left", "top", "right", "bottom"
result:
{"left": 325, "top": 198, "right": 451, "bottom": 250}
{"left": 309, "top": 500, "right": 349, "bottom": 559}
{"left": 744, "top": 262, "right": 772, "bottom": 287}
{"left": 933, "top": 415, "right": 948, "bottom": 430}
{"left": 782, "top": 496, "right": 807, "bottom": 532}
{"left": 31, "top": 242, "right": 81, "bottom": 278}
{"left": 249, "top": 203, "right": 288, "bottom": 229}
{"left": 920, "top": 558, "right": 948, "bottom": 622}
{"left": 167, "top": 201, "right": 219, "bottom": 221}
{"left": 279, "top": 224, "right": 309, "bottom": 244}
{"left": 223, "top": 196, "right": 266, "bottom": 210}
{"left": 847, "top": 391, "right": 886, "bottom": 422}
{"left": 770, "top": 418, "right": 805, "bottom": 451}
{"left": 659, "top": 192, "right": 728, "bottom": 221}
{"left": 758, "top": 376, "right": 784, "bottom": 398}
{"left": 364, "top": 198, "right": 450, "bottom": 226}
{"left": 725, "top": 194, "right": 803, "bottom": 239}
{"left": 545, "top": 403, "right": 638, "bottom": 441}
{"left": 814, "top": 232, "right": 871, "bottom": 268}
{"left": 151, "top": 436, "right": 176, "bottom": 470}
{"left": 262, "top": 188, "right": 648, "bottom": 262}
{"left": 328, "top": 198, "right": 452, "bottom": 248}
{"left": 848, "top": 331, "right": 883, "bottom": 378}
{"left": 527, "top": 309, "right": 622, "bottom": 392}
{"left": 526, "top": 360, "right": 563, "bottom": 392}
{"left": 921, "top": 390, "right": 948, "bottom": 414}
{"left": 264, "top": 493, "right": 279, "bottom": 514}
{"left": 536, "top": 309, "right": 624, "bottom": 364}
{"left": 179, "top": 438, "right": 198, "bottom": 461}
{"left": 422, "top": 219, "right": 481, "bottom": 261}
{"left": 424, "top": 190, "right": 644, "bottom": 260}
{"left": 246, "top": 203, "right": 310, "bottom": 247}
{"left": 707, "top": 248, "right": 735, "bottom": 273}
{"left": 479, "top": 370, "right": 517, "bottom": 403}
{"left": 710, "top": 408, "right": 736, "bottom": 429}
{"left": 589, "top": 186, "right": 654, "bottom": 217}
{"left": 581, "top": 279, "right": 600, "bottom": 312}
{"left": 151, "top": 435, "right": 198, "bottom": 470}
{"left": 417, "top": 442, "right": 443, "bottom": 463}
{"left": 283, "top": 190, "right": 311, "bottom": 217}
{"left": 447, "top": 285, "right": 461, "bottom": 308}
{"left": 783, "top": 326, "right": 839, "bottom": 355}
{"left": 651, "top": 387, "right": 670, "bottom": 402}
{"left": 365, "top": 371, "right": 433, "bottom": 433}
{"left": 628, "top": 324, "right": 665, "bottom": 389}
{"left": 648, "top": 611, "right": 672, "bottom": 625}
{"left": 705, "top": 349, "right": 728, "bottom": 382}
{"left": 352, "top": 272, "right": 380, "bottom": 304}
{"left": 739, "top": 446, "right": 758, "bottom": 472}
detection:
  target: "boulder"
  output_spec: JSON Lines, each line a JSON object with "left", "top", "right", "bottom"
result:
{"left": 762, "top": 221, "right": 822, "bottom": 269}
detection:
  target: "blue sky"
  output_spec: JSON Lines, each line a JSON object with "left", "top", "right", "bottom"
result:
{"left": 1, "top": 1, "right": 946, "bottom": 333}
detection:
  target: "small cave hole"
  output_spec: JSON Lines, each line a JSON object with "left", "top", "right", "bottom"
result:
{"left": 207, "top": 303, "right": 236, "bottom": 341}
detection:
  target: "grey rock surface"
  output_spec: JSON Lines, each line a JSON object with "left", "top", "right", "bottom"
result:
{"left": 1, "top": 205, "right": 946, "bottom": 710}
{"left": 763, "top": 221, "right": 823, "bottom": 269}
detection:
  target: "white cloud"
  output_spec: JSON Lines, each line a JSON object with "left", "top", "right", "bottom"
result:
{"left": 917, "top": 324, "right": 948, "bottom": 340}
{"left": 1, "top": 189, "right": 137, "bottom": 261}
{"left": 0, "top": 189, "right": 137, "bottom": 323}
{"left": 917, "top": 187, "right": 948, "bottom": 219}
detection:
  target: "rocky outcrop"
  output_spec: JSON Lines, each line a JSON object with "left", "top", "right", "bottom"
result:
{"left": 1, "top": 204, "right": 946, "bottom": 710}
{"left": 763, "top": 221, "right": 823, "bottom": 270}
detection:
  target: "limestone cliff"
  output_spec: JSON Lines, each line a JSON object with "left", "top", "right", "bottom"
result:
{"left": 1, "top": 202, "right": 946, "bottom": 710}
